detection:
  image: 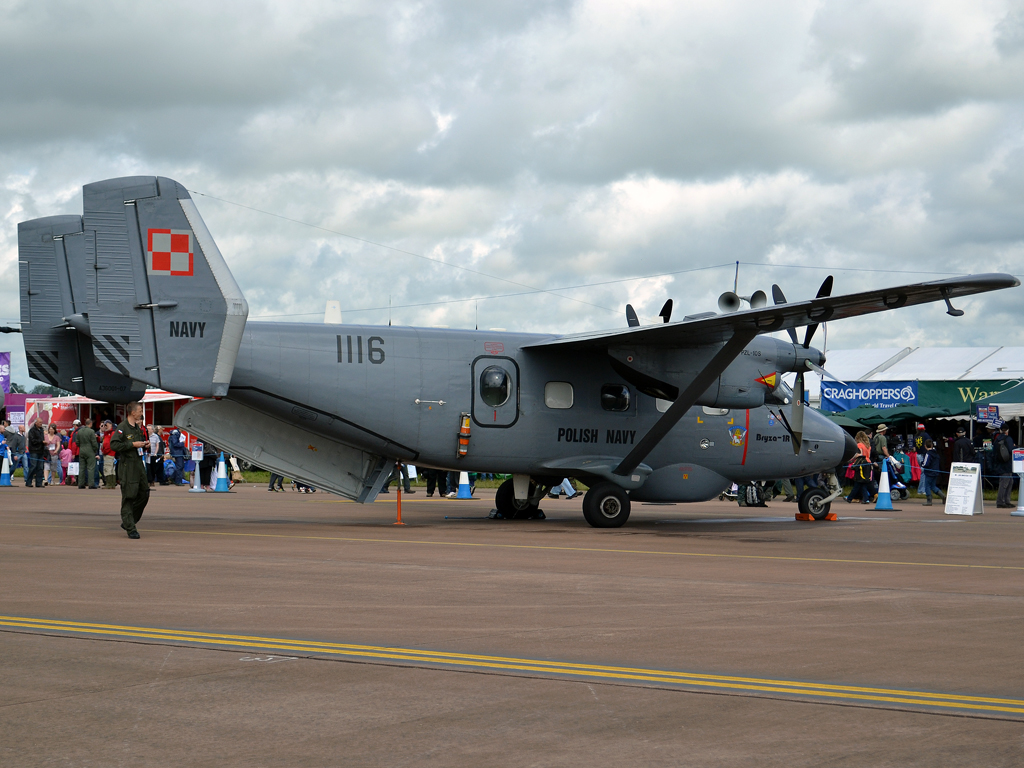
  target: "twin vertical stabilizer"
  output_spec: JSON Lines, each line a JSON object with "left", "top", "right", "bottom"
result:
{"left": 18, "top": 176, "right": 248, "bottom": 398}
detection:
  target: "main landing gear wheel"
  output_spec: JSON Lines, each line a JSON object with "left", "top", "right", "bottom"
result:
{"left": 798, "top": 487, "right": 832, "bottom": 520}
{"left": 582, "top": 482, "right": 631, "bottom": 528}
{"left": 494, "top": 479, "right": 543, "bottom": 519}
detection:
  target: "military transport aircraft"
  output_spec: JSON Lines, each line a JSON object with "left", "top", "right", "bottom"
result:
{"left": 16, "top": 177, "right": 1020, "bottom": 526}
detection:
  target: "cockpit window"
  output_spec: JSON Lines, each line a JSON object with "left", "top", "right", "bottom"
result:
{"left": 765, "top": 380, "right": 794, "bottom": 405}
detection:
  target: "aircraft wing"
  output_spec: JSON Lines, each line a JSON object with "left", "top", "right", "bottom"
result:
{"left": 522, "top": 273, "right": 1019, "bottom": 350}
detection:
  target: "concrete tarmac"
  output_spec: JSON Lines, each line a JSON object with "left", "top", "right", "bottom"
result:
{"left": 2, "top": 482, "right": 1023, "bottom": 766}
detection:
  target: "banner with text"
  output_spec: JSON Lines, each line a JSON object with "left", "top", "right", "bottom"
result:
{"left": 0, "top": 352, "right": 9, "bottom": 395}
{"left": 821, "top": 381, "right": 918, "bottom": 412}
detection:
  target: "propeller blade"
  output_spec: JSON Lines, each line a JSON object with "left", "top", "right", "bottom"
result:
{"left": 806, "top": 360, "right": 846, "bottom": 385}
{"left": 801, "top": 275, "right": 835, "bottom": 348}
{"left": 659, "top": 299, "right": 673, "bottom": 324}
{"left": 772, "top": 284, "right": 799, "bottom": 343}
{"left": 626, "top": 304, "right": 640, "bottom": 328}
{"left": 790, "top": 371, "right": 804, "bottom": 455}
{"left": 816, "top": 275, "right": 834, "bottom": 299}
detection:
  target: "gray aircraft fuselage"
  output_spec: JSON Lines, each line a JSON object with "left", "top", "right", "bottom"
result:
{"left": 227, "top": 322, "right": 845, "bottom": 502}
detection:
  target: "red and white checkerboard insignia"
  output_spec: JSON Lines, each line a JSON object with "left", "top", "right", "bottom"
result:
{"left": 147, "top": 229, "right": 193, "bottom": 276}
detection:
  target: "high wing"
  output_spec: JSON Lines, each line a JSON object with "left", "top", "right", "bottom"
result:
{"left": 519, "top": 272, "right": 1019, "bottom": 480}
{"left": 522, "top": 274, "right": 1019, "bottom": 350}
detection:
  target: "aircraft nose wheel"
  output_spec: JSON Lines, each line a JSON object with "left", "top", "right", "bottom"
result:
{"left": 798, "top": 487, "right": 832, "bottom": 520}
{"left": 582, "top": 482, "right": 631, "bottom": 528}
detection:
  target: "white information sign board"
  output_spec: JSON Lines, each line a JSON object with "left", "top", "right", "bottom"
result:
{"left": 1013, "top": 449, "right": 1024, "bottom": 474}
{"left": 191, "top": 443, "right": 204, "bottom": 462}
{"left": 944, "top": 462, "right": 984, "bottom": 516}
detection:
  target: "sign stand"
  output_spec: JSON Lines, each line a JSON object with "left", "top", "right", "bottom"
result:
{"left": 189, "top": 442, "right": 206, "bottom": 493}
{"left": 1012, "top": 450, "right": 1024, "bottom": 517}
{"left": 944, "top": 462, "right": 983, "bottom": 516}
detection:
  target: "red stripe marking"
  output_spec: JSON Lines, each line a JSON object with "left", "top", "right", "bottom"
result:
{"left": 741, "top": 409, "right": 750, "bottom": 465}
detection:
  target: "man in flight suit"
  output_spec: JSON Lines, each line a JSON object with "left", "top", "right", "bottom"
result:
{"left": 109, "top": 402, "right": 149, "bottom": 539}
{"left": 74, "top": 418, "right": 99, "bottom": 489}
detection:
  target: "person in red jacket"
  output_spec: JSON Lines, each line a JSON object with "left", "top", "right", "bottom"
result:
{"left": 100, "top": 421, "right": 117, "bottom": 488}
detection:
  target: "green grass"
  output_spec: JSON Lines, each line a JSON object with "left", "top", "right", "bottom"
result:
{"left": 237, "top": 471, "right": 513, "bottom": 488}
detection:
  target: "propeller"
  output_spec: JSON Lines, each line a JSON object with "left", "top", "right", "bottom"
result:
{"left": 805, "top": 359, "right": 845, "bottom": 385}
{"left": 659, "top": 299, "right": 673, "bottom": 324}
{"left": 625, "top": 304, "right": 640, "bottom": 328}
{"left": 788, "top": 275, "right": 834, "bottom": 454}
{"left": 771, "top": 284, "right": 799, "bottom": 344}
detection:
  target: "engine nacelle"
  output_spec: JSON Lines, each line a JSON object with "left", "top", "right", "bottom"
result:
{"left": 607, "top": 336, "right": 824, "bottom": 410}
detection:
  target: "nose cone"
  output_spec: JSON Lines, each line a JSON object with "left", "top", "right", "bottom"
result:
{"left": 842, "top": 431, "right": 859, "bottom": 464}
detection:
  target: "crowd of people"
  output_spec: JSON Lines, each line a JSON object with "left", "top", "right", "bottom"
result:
{"left": 841, "top": 420, "right": 1017, "bottom": 507}
{"left": 0, "top": 415, "right": 205, "bottom": 490}
{"left": 727, "top": 419, "right": 1019, "bottom": 509}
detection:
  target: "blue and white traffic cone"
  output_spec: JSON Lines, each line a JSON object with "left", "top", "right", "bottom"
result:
{"left": 456, "top": 471, "right": 473, "bottom": 499}
{"left": 874, "top": 461, "right": 894, "bottom": 511}
{"left": 0, "top": 449, "right": 11, "bottom": 487}
{"left": 213, "top": 452, "right": 230, "bottom": 492}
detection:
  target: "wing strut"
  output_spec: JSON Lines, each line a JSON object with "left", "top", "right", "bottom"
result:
{"left": 613, "top": 329, "right": 758, "bottom": 477}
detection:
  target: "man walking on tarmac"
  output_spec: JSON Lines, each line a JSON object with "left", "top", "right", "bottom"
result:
{"left": 109, "top": 402, "right": 149, "bottom": 539}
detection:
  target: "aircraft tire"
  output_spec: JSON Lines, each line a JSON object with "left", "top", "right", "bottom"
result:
{"left": 582, "top": 483, "right": 631, "bottom": 528}
{"left": 495, "top": 479, "right": 539, "bottom": 519}
{"left": 798, "top": 487, "right": 832, "bottom": 520}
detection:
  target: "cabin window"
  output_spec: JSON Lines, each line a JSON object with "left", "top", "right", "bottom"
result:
{"left": 601, "top": 384, "right": 630, "bottom": 412}
{"left": 701, "top": 406, "right": 730, "bottom": 416}
{"left": 479, "top": 366, "right": 511, "bottom": 407}
{"left": 544, "top": 381, "right": 574, "bottom": 409}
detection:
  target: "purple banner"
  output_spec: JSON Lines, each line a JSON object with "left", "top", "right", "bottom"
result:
{"left": 0, "top": 352, "right": 9, "bottom": 395}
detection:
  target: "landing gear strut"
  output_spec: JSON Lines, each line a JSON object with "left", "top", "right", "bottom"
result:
{"left": 582, "top": 482, "right": 631, "bottom": 528}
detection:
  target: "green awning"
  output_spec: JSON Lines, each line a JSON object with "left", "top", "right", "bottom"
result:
{"left": 837, "top": 404, "right": 954, "bottom": 426}
{"left": 818, "top": 410, "right": 867, "bottom": 429}
{"left": 916, "top": 379, "right": 1024, "bottom": 414}
{"left": 975, "top": 380, "right": 1024, "bottom": 406}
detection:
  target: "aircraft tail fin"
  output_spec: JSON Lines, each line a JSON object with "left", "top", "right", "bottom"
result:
{"left": 20, "top": 176, "right": 249, "bottom": 398}
{"left": 18, "top": 214, "right": 145, "bottom": 402}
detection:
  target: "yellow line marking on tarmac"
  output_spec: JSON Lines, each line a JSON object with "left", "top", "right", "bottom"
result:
{"left": 2, "top": 615, "right": 1022, "bottom": 716}
{"left": 2, "top": 521, "right": 1023, "bottom": 571}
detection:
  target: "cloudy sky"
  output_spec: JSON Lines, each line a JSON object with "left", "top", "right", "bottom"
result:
{"left": 2, "top": 0, "right": 1023, "bottom": 387}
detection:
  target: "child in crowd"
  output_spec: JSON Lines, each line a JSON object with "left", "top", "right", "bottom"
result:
{"left": 60, "top": 444, "right": 73, "bottom": 485}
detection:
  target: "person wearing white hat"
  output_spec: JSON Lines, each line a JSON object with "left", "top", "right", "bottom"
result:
{"left": 872, "top": 423, "right": 891, "bottom": 460}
